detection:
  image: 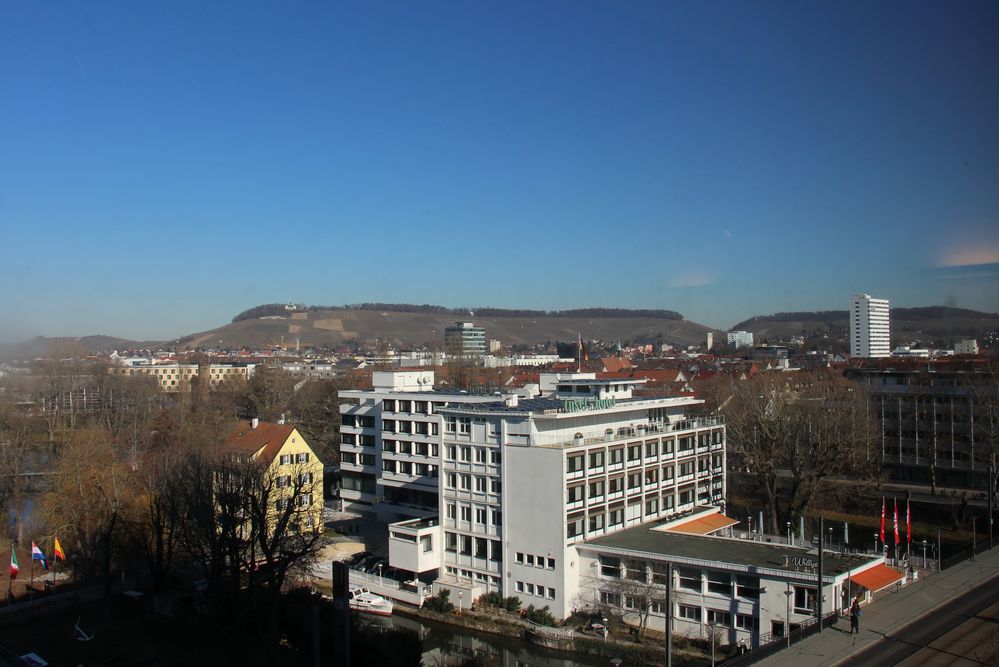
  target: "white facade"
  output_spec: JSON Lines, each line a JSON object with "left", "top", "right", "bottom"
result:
{"left": 954, "top": 339, "right": 979, "bottom": 355}
{"left": 338, "top": 371, "right": 499, "bottom": 526}
{"left": 576, "top": 515, "right": 892, "bottom": 649}
{"left": 434, "top": 376, "right": 726, "bottom": 619}
{"left": 850, "top": 294, "right": 891, "bottom": 358}
{"left": 727, "top": 331, "right": 754, "bottom": 348}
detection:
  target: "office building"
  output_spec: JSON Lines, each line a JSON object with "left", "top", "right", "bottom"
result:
{"left": 444, "top": 321, "right": 487, "bottom": 357}
{"left": 850, "top": 294, "right": 890, "bottom": 358}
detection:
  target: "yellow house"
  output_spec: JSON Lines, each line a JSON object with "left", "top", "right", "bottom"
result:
{"left": 223, "top": 418, "right": 325, "bottom": 533}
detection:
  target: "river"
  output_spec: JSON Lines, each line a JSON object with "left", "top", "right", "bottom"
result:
{"left": 357, "top": 613, "right": 612, "bottom": 667}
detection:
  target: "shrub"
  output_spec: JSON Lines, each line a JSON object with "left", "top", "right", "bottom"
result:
{"left": 502, "top": 596, "right": 522, "bottom": 612}
{"left": 423, "top": 590, "right": 455, "bottom": 614}
{"left": 524, "top": 604, "right": 557, "bottom": 627}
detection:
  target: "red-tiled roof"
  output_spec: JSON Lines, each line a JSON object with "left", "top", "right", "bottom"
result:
{"left": 223, "top": 420, "right": 295, "bottom": 465}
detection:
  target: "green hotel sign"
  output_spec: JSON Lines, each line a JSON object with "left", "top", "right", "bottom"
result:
{"left": 562, "top": 397, "right": 616, "bottom": 413}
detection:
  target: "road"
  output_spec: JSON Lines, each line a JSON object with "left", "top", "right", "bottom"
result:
{"left": 841, "top": 573, "right": 999, "bottom": 667}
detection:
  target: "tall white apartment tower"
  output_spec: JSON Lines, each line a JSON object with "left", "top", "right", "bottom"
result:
{"left": 850, "top": 294, "right": 890, "bottom": 358}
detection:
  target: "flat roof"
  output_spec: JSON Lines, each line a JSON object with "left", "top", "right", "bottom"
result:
{"left": 582, "top": 522, "right": 878, "bottom": 580}
{"left": 556, "top": 378, "right": 648, "bottom": 386}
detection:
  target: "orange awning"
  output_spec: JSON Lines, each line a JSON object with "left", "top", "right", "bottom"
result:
{"left": 850, "top": 564, "right": 904, "bottom": 592}
{"left": 665, "top": 513, "right": 739, "bottom": 535}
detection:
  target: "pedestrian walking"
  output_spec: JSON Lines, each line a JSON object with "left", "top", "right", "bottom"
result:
{"left": 850, "top": 597, "right": 862, "bottom": 634}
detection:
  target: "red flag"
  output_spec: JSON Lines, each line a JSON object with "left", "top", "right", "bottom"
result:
{"left": 906, "top": 499, "right": 912, "bottom": 545}
{"left": 895, "top": 498, "right": 902, "bottom": 547}
{"left": 880, "top": 497, "right": 885, "bottom": 544}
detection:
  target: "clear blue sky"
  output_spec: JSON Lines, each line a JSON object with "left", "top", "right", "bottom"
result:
{"left": 2, "top": 1, "right": 997, "bottom": 342}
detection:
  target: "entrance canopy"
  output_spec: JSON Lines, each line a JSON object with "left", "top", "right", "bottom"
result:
{"left": 664, "top": 513, "right": 739, "bottom": 536}
{"left": 850, "top": 564, "right": 903, "bottom": 593}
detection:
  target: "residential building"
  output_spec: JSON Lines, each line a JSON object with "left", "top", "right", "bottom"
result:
{"left": 110, "top": 362, "right": 255, "bottom": 392}
{"left": 727, "top": 331, "right": 754, "bottom": 349}
{"left": 222, "top": 418, "right": 325, "bottom": 532}
{"left": 444, "top": 321, "right": 487, "bottom": 357}
{"left": 850, "top": 294, "right": 890, "bottom": 358}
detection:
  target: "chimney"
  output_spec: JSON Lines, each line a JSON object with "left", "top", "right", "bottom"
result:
{"left": 251, "top": 417, "right": 259, "bottom": 430}
{"left": 505, "top": 394, "right": 519, "bottom": 407}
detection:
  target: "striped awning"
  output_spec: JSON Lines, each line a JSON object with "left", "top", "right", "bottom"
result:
{"left": 664, "top": 513, "right": 739, "bottom": 535}
{"left": 850, "top": 564, "right": 904, "bottom": 593}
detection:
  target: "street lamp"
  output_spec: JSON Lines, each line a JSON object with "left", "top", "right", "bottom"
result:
{"left": 377, "top": 563, "right": 383, "bottom": 585}
{"left": 747, "top": 515, "right": 753, "bottom": 539}
{"left": 784, "top": 584, "right": 793, "bottom": 648}
{"left": 922, "top": 539, "right": 928, "bottom": 569}
{"left": 828, "top": 527, "right": 834, "bottom": 551}
{"left": 787, "top": 521, "right": 792, "bottom": 546}
{"left": 874, "top": 532, "right": 878, "bottom": 555}
{"left": 458, "top": 591, "right": 463, "bottom": 614}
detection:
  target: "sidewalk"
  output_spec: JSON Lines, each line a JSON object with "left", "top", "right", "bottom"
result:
{"left": 757, "top": 543, "right": 999, "bottom": 667}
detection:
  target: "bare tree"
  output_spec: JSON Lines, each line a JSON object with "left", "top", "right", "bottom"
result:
{"left": 723, "top": 372, "right": 877, "bottom": 533}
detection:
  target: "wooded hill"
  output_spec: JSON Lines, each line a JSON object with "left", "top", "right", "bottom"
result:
{"left": 731, "top": 306, "right": 999, "bottom": 345}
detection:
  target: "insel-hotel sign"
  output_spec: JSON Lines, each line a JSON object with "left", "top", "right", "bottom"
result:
{"left": 562, "top": 397, "right": 617, "bottom": 413}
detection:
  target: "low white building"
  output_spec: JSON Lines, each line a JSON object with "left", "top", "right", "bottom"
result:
{"left": 576, "top": 507, "right": 901, "bottom": 648}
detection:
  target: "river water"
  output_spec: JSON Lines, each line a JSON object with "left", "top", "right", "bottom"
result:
{"left": 357, "top": 613, "right": 611, "bottom": 667}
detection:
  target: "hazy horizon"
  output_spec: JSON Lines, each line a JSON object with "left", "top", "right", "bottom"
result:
{"left": 2, "top": 2, "right": 997, "bottom": 342}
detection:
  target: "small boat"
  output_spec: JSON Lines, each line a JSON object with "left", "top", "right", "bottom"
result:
{"left": 348, "top": 586, "right": 394, "bottom": 616}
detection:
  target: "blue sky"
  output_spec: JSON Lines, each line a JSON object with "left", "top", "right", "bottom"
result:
{"left": 1, "top": 1, "right": 997, "bottom": 342}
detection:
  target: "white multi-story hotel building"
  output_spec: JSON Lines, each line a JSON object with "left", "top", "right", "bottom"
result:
{"left": 380, "top": 371, "right": 725, "bottom": 620}
{"left": 338, "top": 371, "right": 499, "bottom": 523}
{"left": 850, "top": 294, "right": 890, "bottom": 358}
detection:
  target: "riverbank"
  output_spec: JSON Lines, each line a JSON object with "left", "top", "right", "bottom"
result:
{"left": 394, "top": 601, "right": 714, "bottom": 666}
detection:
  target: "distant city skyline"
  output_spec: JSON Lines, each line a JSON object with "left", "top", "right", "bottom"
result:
{"left": 1, "top": 2, "right": 997, "bottom": 342}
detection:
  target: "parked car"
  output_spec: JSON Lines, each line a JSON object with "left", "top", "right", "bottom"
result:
{"left": 346, "top": 551, "right": 373, "bottom": 568}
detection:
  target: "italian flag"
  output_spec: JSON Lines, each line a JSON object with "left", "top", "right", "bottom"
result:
{"left": 9, "top": 547, "right": 18, "bottom": 579}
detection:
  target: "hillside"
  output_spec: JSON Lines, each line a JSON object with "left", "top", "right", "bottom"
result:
{"left": 0, "top": 335, "right": 153, "bottom": 361}
{"left": 731, "top": 307, "right": 999, "bottom": 345}
{"left": 177, "top": 306, "right": 719, "bottom": 351}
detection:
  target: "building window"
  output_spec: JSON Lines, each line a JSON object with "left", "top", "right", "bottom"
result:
{"left": 421, "top": 535, "right": 432, "bottom": 553}
{"left": 567, "top": 485, "right": 584, "bottom": 503}
{"left": 490, "top": 450, "right": 501, "bottom": 464}
{"left": 475, "top": 476, "right": 487, "bottom": 493}
{"left": 475, "top": 508, "right": 486, "bottom": 524}
{"left": 295, "top": 452, "right": 310, "bottom": 463}
{"left": 707, "top": 609, "right": 732, "bottom": 627}
{"left": 706, "top": 572, "right": 731, "bottom": 595}
{"left": 475, "top": 448, "right": 487, "bottom": 463}
{"left": 280, "top": 454, "right": 293, "bottom": 465}
{"left": 600, "top": 556, "right": 621, "bottom": 578}
{"left": 460, "top": 446, "right": 471, "bottom": 462}
{"left": 736, "top": 576, "right": 760, "bottom": 599}
{"left": 460, "top": 506, "right": 471, "bottom": 522}
{"left": 567, "top": 515, "right": 584, "bottom": 538}
{"left": 645, "top": 498, "right": 659, "bottom": 516}
{"left": 609, "top": 447, "right": 624, "bottom": 464}
{"left": 490, "top": 479, "right": 501, "bottom": 494}
{"left": 516, "top": 552, "right": 524, "bottom": 564}
{"left": 600, "top": 591, "right": 620, "bottom": 606}
{"left": 445, "top": 445, "right": 456, "bottom": 460}
{"left": 547, "top": 558, "right": 555, "bottom": 570}
{"left": 446, "top": 503, "right": 456, "bottom": 519}
{"left": 736, "top": 614, "right": 758, "bottom": 630}
{"left": 589, "top": 451, "right": 604, "bottom": 469}
{"left": 677, "top": 568, "right": 700, "bottom": 592}
{"left": 679, "top": 605, "right": 701, "bottom": 621}
{"left": 547, "top": 587, "right": 556, "bottom": 600}
{"left": 491, "top": 509, "right": 502, "bottom": 526}
{"left": 588, "top": 513, "right": 605, "bottom": 532}
{"left": 525, "top": 554, "right": 534, "bottom": 566}
{"left": 567, "top": 454, "right": 584, "bottom": 473}
{"left": 794, "top": 587, "right": 817, "bottom": 614}
{"left": 516, "top": 581, "right": 524, "bottom": 593}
